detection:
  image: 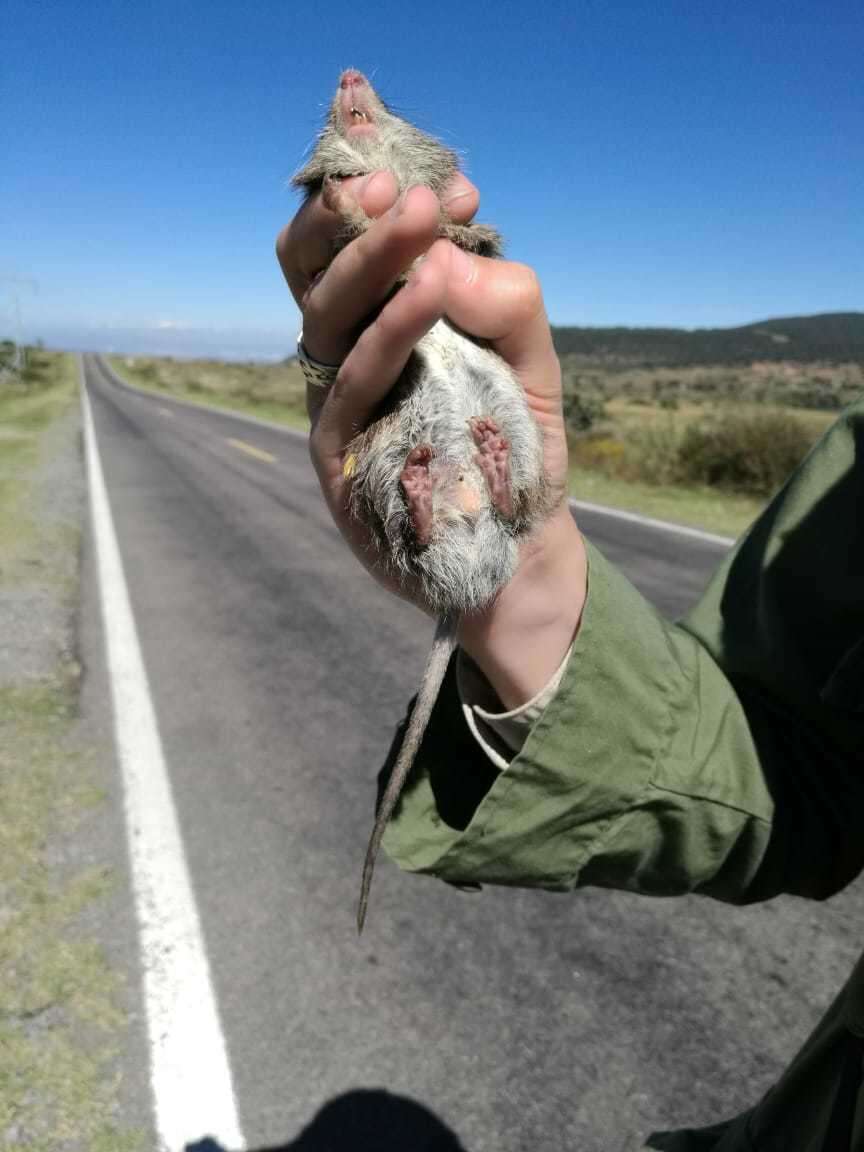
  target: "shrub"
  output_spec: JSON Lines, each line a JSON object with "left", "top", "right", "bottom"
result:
{"left": 785, "top": 383, "right": 844, "bottom": 410}
{"left": 677, "top": 410, "right": 813, "bottom": 495}
{"left": 621, "top": 422, "right": 683, "bottom": 485}
{"left": 571, "top": 436, "right": 625, "bottom": 471}
{"left": 562, "top": 389, "right": 606, "bottom": 434}
{"left": 0, "top": 340, "right": 16, "bottom": 372}
{"left": 571, "top": 422, "right": 682, "bottom": 486}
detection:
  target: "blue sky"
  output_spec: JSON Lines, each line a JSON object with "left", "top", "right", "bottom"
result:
{"left": 2, "top": 0, "right": 862, "bottom": 359}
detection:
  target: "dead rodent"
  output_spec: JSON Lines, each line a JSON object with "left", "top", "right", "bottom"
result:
{"left": 294, "top": 70, "right": 547, "bottom": 932}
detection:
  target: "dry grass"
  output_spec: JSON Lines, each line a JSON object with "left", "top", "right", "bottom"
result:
{"left": 0, "top": 350, "right": 144, "bottom": 1150}
{"left": 561, "top": 360, "right": 855, "bottom": 531}
{"left": 602, "top": 395, "right": 835, "bottom": 437}
{"left": 109, "top": 354, "right": 308, "bottom": 428}
{"left": 108, "top": 353, "right": 859, "bottom": 537}
{"left": 560, "top": 357, "right": 864, "bottom": 414}
{"left": 0, "top": 351, "right": 79, "bottom": 574}
{"left": 0, "top": 680, "right": 143, "bottom": 1152}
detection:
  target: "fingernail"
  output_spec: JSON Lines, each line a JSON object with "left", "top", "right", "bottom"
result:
{"left": 449, "top": 244, "right": 477, "bottom": 285}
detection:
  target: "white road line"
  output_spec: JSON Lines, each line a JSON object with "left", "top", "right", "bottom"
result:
{"left": 81, "top": 368, "right": 245, "bottom": 1152}
{"left": 569, "top": 498, "right": 735, "bottom": 547}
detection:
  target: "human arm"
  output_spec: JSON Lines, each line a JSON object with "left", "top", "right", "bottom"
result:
{"left": 277, "top": 177, "right": 864, "bottom": 905}
{"left": 382, "top": 401, "right": 864, "bottom": 903}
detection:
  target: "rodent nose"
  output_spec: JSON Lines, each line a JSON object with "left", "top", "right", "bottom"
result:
{"left": 340, "top": 70, "right": 366, "bottom": 89}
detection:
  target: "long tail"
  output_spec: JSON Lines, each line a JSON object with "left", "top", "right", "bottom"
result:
{"left": 357, "top": 614, "right": 458, "bottom": 934}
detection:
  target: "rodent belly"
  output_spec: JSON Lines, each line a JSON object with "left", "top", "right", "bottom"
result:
{"left": 349, "top": 321, "right": 546, "bottom": 613}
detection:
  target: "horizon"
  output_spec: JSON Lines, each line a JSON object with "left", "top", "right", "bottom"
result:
{"left": 10, "top": 309, "right": 864, "bottom": 365}
{"left": 2, "top": 1, "right": 862, "bottom": 359}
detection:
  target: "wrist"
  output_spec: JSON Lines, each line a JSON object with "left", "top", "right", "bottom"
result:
{"left": 458, "top": 503, "right": 586, "bottom": 710}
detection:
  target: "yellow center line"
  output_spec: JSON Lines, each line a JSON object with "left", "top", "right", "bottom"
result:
{"left": 226, "top": 437, "right": 277, "bottom": 464}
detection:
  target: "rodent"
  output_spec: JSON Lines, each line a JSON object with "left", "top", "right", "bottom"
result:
{"left": 293, "top": 70, "right": 547, "bottom": 932}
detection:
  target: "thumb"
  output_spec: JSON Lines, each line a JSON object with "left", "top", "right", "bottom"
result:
{"left": 443, "top": 244, "right": 561, "bottom": 407}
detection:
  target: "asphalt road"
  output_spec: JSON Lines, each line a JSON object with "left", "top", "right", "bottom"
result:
{"left": 82, "top": 354, "right": 862, "bottom": 1152}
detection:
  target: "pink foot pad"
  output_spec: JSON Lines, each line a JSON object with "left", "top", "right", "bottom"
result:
{"left": 470, "top": 417, "right": 513, "bottom": 519}
{"left": 400, "top": 444, "right": 435, "bottom": 547}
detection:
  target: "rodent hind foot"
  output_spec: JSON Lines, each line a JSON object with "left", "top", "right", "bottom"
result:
{"left": 400, "top": 444, "right": 435, "bottom": 547}
{"left": 470, "top": 416, "right": 514, "bottom": 519}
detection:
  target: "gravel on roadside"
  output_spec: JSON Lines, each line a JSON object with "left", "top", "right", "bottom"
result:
{"left": 0, "top": 353, "right": 146, "bottom": 1151}
{"left": 0, "top": 399, "right": 83, "bottom": 687}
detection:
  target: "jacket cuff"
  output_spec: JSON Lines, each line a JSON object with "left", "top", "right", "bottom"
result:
{"left": 456, "top": 643, "right": 575, "bottom": 769}
{"left": 382, "top": 539, "right": 679, "bottom": 888}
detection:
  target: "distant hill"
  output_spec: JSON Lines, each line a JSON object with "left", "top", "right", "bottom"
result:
{"left": 551, "top": 312, "right": 864, "bottom": 366}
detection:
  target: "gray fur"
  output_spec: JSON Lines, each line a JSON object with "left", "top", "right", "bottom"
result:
{"left": 293, "top": 83, "right": 459, "bottom": 196}
{"left": 295, "top": 73, "right": 548, "bottom": 930}
{"left": 348, "top": 323, "right": 545, "bottom": 612}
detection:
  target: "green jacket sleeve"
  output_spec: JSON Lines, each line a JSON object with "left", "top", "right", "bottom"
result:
{"left": 381, "top": 400, "right": 864, "bottom": 904}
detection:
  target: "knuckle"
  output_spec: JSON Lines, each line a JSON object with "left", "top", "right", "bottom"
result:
{"left": 301, "top": 286, "right": 324, "bottom": 329}
{"left": 512, "top": 263, "right": 543, "bottom": 310}
{"left": 275, "top": 223, "right": 293, "bottom": 266}
{"left": 368, "top": 304, "right": 414, "bottom": 358}
{"left": 370, "top": 302, "right": 401, "bottom": 344}
{"left": 330, "top": 234, "right": 361, "bottom": 284}
{"left": 331, "top": 359, "right": 354, "bottom": 400}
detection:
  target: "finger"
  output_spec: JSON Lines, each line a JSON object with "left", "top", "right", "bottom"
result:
{"left": 312, "top": 239, "right": 450, "bottom": 465}
{"left": 443, "top": 244, "right": 560, "bottom": 405}
{"left": 301, "top": 185, "right": 441, "bottom": 365}
{"left": 442, "top": 173, "right": 479, "bottom": 224}
{"left": 276, "top": 170, "right": 400, "bottom": 305}
{"left": 340, "top": 171, "right": 402, "bottom": 218}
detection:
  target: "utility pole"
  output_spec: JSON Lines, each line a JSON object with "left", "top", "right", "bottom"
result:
{"left": 0, "top": 276, "right": 38, "bottom": 372}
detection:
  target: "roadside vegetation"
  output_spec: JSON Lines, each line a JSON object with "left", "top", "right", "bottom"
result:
{"left": 111, "top": 341, "right": 860, "bottom": 538}
{"left": 1, "top": 351, "right": 83, "bottom": 590}
{"left": 0, "top": 348, "right": 142, "bottom": 1150}
{"left": 559, "top": 359, "right": 850, "bottom": 536}
{"left": 109, "top": 353, "right": 308, "bottom": 428}
{"left": 553, "top": 312, "right": 862, "bottom": 534}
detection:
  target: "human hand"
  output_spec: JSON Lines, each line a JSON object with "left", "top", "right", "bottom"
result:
{"left": 276, "top": 174, "right": 586, "bottom": 706}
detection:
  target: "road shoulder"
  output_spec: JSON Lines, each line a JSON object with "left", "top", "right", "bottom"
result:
{"left": 0, "top": 352, "right": 150, "bottom": 1149}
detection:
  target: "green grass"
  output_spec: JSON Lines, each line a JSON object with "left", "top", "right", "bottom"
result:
{"left": 568, "top": 466, "right": 763, "bottom": 538}
{"left": 0, "top": 350, "right": 144, "bottom": 1150}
